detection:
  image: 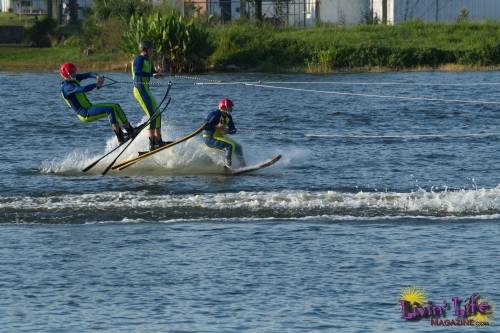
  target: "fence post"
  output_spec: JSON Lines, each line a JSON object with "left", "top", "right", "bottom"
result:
{"left": 255, "top": 0, "right": 262, "bottom": 21}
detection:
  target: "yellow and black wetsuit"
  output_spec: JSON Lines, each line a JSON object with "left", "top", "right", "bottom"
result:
{"left": 203, "top": 110, "right": 246, "bottom": 167}
{"left": 61, "top": 73, "right": 128, "bottom": 125}
{"left": 132, "top": 55, "right": 160, "bottom": 129}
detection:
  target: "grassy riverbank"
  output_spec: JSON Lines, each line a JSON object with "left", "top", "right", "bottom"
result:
{"left": 1, "top": 21, "right": 500, "bottom": 73}
{"left": 209, "top": 21, "right": 500, "bottom": 72}
{"left": 0, "top": 13, "right": 41, "bottom": 26}
{"left": 0, "top": 46, "right": 129, "bottom": 71}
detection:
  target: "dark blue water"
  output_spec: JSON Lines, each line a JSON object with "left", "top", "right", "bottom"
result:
{"left": 1, "top": 71, "right": 499, "bottom": 332}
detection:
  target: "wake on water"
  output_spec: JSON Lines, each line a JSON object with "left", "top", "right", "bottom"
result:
{"left": 4, "top": 187, "right": 500, "bottom": 223}
{"left": 32, "top": 122, "right": 500, "bottom": 222}
{"left": 39, "top": 124, "right": 287, "bottom": 176}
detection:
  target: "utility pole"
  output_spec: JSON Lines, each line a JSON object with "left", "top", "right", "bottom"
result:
{"left": 382, "top": 0, "right": 387, "bottom": 24}
{"left": 436, "top": 0, "right": 439, "bottom": 22}
{"left": 316, "top": 0, "right": 320, "bottom": 25}
{"left": 240, "top": 0, "right": 247, "bottom": 18}
{"left": 68, "top": 0, "right": 78, "bottom": 24}
{"left": 255, "top": 0, "right": 262, "bottom": 22}
{"left": 46, "top": 0, "right": 52, "bottom": 19}
{"left": 303, "top": 0, "right": 306, "bottom": 26}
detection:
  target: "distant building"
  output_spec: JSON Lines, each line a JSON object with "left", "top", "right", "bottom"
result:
{"left": 1, "top": 0, "right": 48, "bottom": 13}
{"left": 184, "top": 0, "right": 241, "bottom": 22}
{"left": 372, "top": 0, "right": 500, "bottom": 24}
{"left": 319, "top": 0, "right": 370, "bottom": 25}
{"left": 185, "top": 0, "right": 316, "bottom": 26}
{"left": 8, "top": 0, "right": 498, "bottom": 28}
{"left": 180, "top": 0, "right": 500, "bottom": 25}
{"left": 1, "top": 1, "right": 92, "bottom": 20}
{"left": 1, "top": 0, "right": 316, "bottom": 27}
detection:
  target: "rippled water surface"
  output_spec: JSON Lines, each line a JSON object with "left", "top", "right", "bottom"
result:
{"left": 1, "top": 71, "right": 500, "bottom": 332}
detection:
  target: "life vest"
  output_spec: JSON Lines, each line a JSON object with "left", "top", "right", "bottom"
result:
{"left": 132, "top": 56, "right": 152, "bottom": 88}
{"left": 214, "top": 114, "right": 230, "bottom": 137}
{"left": 61, "top": 80, "right": 92, "bottom": 110}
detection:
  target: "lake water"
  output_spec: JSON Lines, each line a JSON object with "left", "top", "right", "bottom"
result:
{"left": 1, "top": 71, "right": 499, "bottom": 332}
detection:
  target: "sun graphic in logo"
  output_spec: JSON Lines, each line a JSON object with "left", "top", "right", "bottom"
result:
{"left": 400, "top": 286, "right": 427, "bottom": 305}
{"left": 468, "top": 298, "right": 493, "bottom": 323}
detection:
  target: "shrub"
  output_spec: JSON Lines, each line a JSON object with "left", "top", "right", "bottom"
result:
{"left": 123, "top": 12, "right": 212, "bottom": 72}
{"left": 81, "top": 17, "right": 127, "bottom": 52}
{"left": 91, "top": 0, "right": 153, "bottom": 22}
{"left": 27, "top": 17, "right": 57, "bottom": 47}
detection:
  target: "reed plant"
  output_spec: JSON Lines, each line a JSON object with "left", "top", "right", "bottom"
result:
{"left": 122, "top": 12, "right": 212, "bottom": 72}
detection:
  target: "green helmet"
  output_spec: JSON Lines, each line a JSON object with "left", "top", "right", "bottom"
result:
{"left": 139, "top": 40, "right": 154, "bottom": 51}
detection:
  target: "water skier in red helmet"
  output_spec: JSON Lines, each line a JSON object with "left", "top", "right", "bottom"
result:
{"left": 203, "top": 98, "right": 246, "bottom": 169}
{"left": 60, "top": 63, "right": 137, "bottom": 143}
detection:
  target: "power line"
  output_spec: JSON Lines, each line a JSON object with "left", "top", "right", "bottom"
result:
{"left": 239, "top": 82, "right": 500, "bottom": 105}
{"left": 195, "top": 80, "right": 500, "bottom": 87}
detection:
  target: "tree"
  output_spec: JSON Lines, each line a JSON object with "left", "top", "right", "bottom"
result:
{"left": 68, "top": 0, "right": 78, "bottom": 24}
{"left": 91, "top": 0, "right": 153, "bottom": 22}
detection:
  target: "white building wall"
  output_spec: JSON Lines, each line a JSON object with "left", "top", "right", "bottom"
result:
{"left": 320, "top": 0, "right": 369, "bottom": 24}
{"left": 283, "top": 1, "right": 313, "bottom": 26}
{"left": 2, "top": 0, "right": 93, "bottom": 14}
{"left": 372, "top": 0, "right": 395, "bottom": 23}
{"left": 374, "top": 0, "right": 500, "bottom": 24}
{"left": 395, "top": 0, "right": 500, "bottom": 22}
{"left": 204, "top": 0, "right": 241, "bottom": 22}
{"left": 1, "top": 0, "right": 46, "bottom": 13}
{"left": 1, "top": 0, "right": 13, "bottom": 12}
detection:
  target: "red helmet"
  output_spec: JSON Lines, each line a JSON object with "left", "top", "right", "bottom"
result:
{"left": 60, "top": 63, "right": 77, "bottom": 79}
{"left": 218, "top": 98, "right": 234, "bottom": 111}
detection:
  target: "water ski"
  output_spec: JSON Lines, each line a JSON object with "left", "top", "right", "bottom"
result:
{"left": 227, "top": 155, "right": 281, "bottom": 175}
{"left": 112, "top": 123, "right": 207, "bottom": 171}
{"left": 137, "top": 141, "right": 174, "bottom": 156}
{"left": 81, "top": 98, "right": 172, "bottom": 173}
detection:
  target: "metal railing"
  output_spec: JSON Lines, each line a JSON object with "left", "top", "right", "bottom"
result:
{"left": 5, "top": 0, "right": 92, "bottom": 16}
{"left": 184, "top": 0, "right": 317, "bottom": 27}
{"left": 4, "top": 0, "right": 316, "bottom": 27}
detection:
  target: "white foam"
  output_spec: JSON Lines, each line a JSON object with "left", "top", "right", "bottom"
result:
{"left": 82, "top": 214, "right": 500, "bottom": 225}
{"left": 4, "top": 187, "right": 500, "bottom": 218}
{"left": 39, "top": 124, "right": 277, "bottom": 175}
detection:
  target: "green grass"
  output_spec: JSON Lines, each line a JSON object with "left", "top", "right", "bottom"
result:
{"left": 207, "top": 21, "right": 500, "bottom": 71}
{"left": 0, "top": 46, "right": 129, "bottom": 71}
{"left": 0, "top": 12, "right": 45, "bottom": 27}
{"left": 1, "top": 21, "right": 500, "bottom": 72}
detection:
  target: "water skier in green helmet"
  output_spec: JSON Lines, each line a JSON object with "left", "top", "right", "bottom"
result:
{"left": 132, "top": 40, "right": 169, "bottom": 151}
